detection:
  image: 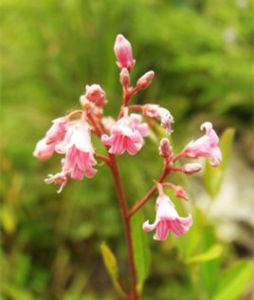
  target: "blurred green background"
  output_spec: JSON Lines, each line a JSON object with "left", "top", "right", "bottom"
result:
{"left": 1, "top": 0, "right": 254, "bottom": 299}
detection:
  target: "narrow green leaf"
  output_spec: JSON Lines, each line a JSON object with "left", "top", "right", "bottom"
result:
{"left": 100, "top": 242, "right": 126, "bottom": 298}
{"left": 199, "top": 226, "right": 222, "bottom": 294}
{"left": 131, "top": 211, "right": 151, "bottom": 293}
{"left": 204, "top": 128, "right": 235, "bottom": 198}
{"left": 186, "top": 244, "right": 223, "bottom": 264}
{"left": 212, "top": 261, "right": 253, "bottom": 300}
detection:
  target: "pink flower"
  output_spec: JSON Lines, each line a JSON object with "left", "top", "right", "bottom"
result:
{"left": 45, "top": 117, "right": 68, "bottom": 144}
{"left": 143, "top": 104, "right": 174, "bottom": 135}
{"left": 56, "top": 121, "right": 97, "bottom": 180}
{"left": 33, "top": 117, "right": 68, "bottom": 160}
{"left": 183, "top": 122, "right": 222, "bottom": 166}
{"left": 101, "top": 111, "right": 148, "bottom": 155}
{"left": 84, "top": 84, "right": 107, "bottom": 107}
{"left": 33, "top": 138, "right": 55, "bottom": 161}
{"left": 143, "top": 194, "right": 192, "bottom": 241}
{"left": 114, "top": 34, "right": 135, "bottom": 71}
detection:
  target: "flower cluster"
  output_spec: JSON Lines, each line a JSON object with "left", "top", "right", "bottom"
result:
{"left": 34, "top": 34, "right": 222, "bottom": 241}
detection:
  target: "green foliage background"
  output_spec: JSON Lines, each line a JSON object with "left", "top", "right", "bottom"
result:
{"left": 1, "top": 0, "right": 253, "bottom": 299}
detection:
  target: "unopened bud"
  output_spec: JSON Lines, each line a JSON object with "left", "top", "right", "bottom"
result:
{"left": 84, "top": 84, "right": 107, "bottom": 107}
{"left": 183, "top": 163, "right": 203, "bottom": 174}
{"left": 114, "top": 34, "right": 135, "bottom": 71}
{"left": 175, "top": 186, "right": 188, "bottom": 200}
{"left": 159, "top": 138, "right": 173, "bottom": 159}
{"left": 120, "top": 68, "right": 130, "bottom": 89}
{"left": 136, "top": 71, "right": 154, "bottom": 90}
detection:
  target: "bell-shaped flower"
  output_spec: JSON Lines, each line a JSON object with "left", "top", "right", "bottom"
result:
{"left": 45, "top": 117, "right": 68, "bottom": 144}
{"left": 143, "top": 104, "right": 174, "bottom": 135}
{"left": 33, "top": 116, "right": 68, "bottom": 160}
{"left": 183, "top": 122, "right": 222, "bottom": 166}
{"left": 56, "top": 121, "right": 97, "bottom": 180}
{"left": 101, "top": 111, "right": 148, "bottom": 155}
{"left": 143, "top": 194, "right": 192, "bottom": 241}
{"left": 114, "top": 34, "right": 135, "bottom": 71}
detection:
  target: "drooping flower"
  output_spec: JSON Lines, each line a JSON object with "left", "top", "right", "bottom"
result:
{"left": 33, "top": 117, "right": 68, "bottom": 160}
{"left": 33, "top": 138, "right": 55, "bottom": 161}
{"left": 101, "top": 110, "right": 148, "bottom": 155}
{"left": 183, "top": 122, "right": 222, "bottom": 167}
{"left": 45, "top": 117, "right": 68, "bottom": 144}
{"left": 114, "top": 34, "right": 135, "bottom": 71}
{"left": 143, "top": 104, "right": 174, "bottom": 135}
{"left": 143, "top": 194, "right": 192, "bottom": 241}
{"left": 56, "top": 121, "right": 97, "bottom": 180}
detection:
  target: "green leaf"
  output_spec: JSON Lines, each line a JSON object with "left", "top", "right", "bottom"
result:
{"left": 131, "top": 211, "right": 151, "bottom": 293}
{"left": 186, "top": 244, "right": 223, "bottom": 264}
{"left": 199, "top": 226, "right": 222, "bottom": 294}
{"left": 204, "top": 128, "right": 235, "bottom": 198}
{"left": 100, "top": 243, "right": 126, "bottom": 298}
{"left": 212, "top": 261, "right": 253, "bottom": 300}
{"left": 0, "top": 206, "right": 17, "bottom": 234}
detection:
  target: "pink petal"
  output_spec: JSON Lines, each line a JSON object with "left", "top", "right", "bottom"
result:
{"left": 143, "top": 220, "right": 158, "bottom": 232}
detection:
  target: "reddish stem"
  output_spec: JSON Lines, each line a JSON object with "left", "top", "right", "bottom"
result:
{"left": 128, "top": 165, "right": 169, "bottom": 218}
{"left": 94, "top": 153, "right": 111, "bottom": 165}
{"left": 128, "top": 105, "right": 143, "bottom": 111}
{"left": 109, "top": 155, "right": 138, "bottom": 300}
{"left": 66, "top": 109, "right": 84, "bottom": 120}
{"left": 172, "top": 151, "right": 186, "bottom": 163}
{"left": 118, "top": 87, "right": 140, "bottom": 119}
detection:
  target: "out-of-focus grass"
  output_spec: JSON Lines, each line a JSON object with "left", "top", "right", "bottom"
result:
{"left": 1, "top": 0, "right": 253, "bottom": 299}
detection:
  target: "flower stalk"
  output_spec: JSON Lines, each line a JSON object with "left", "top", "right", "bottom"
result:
{"left": 33, "top": 33, "right": 222, "bottom": 299}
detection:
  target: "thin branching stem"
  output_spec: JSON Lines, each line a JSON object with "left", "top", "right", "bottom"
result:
{"left": 109, "top": 154, "right": 139, "bottom": 300}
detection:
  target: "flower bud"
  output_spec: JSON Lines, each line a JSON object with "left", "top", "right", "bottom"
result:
{"left": 182, "top": 163, "right": 203, "bottom": 174}
{"left": 136, "top": 71, "right": 154, "bottom": 90}
{"left": 159, "top": 138, "right": 173, "bottom": 159}
{"left": 120, "top": 68, "right": 130, "bottom": 89}
{"left": 84, "top": 84, "right": 107, "bottom": 107}
{"left": 175, "top": 186, "right": 188, "bottom": 200}
{"left": 114, "top": 34, "right": 135, "bottom": 71}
